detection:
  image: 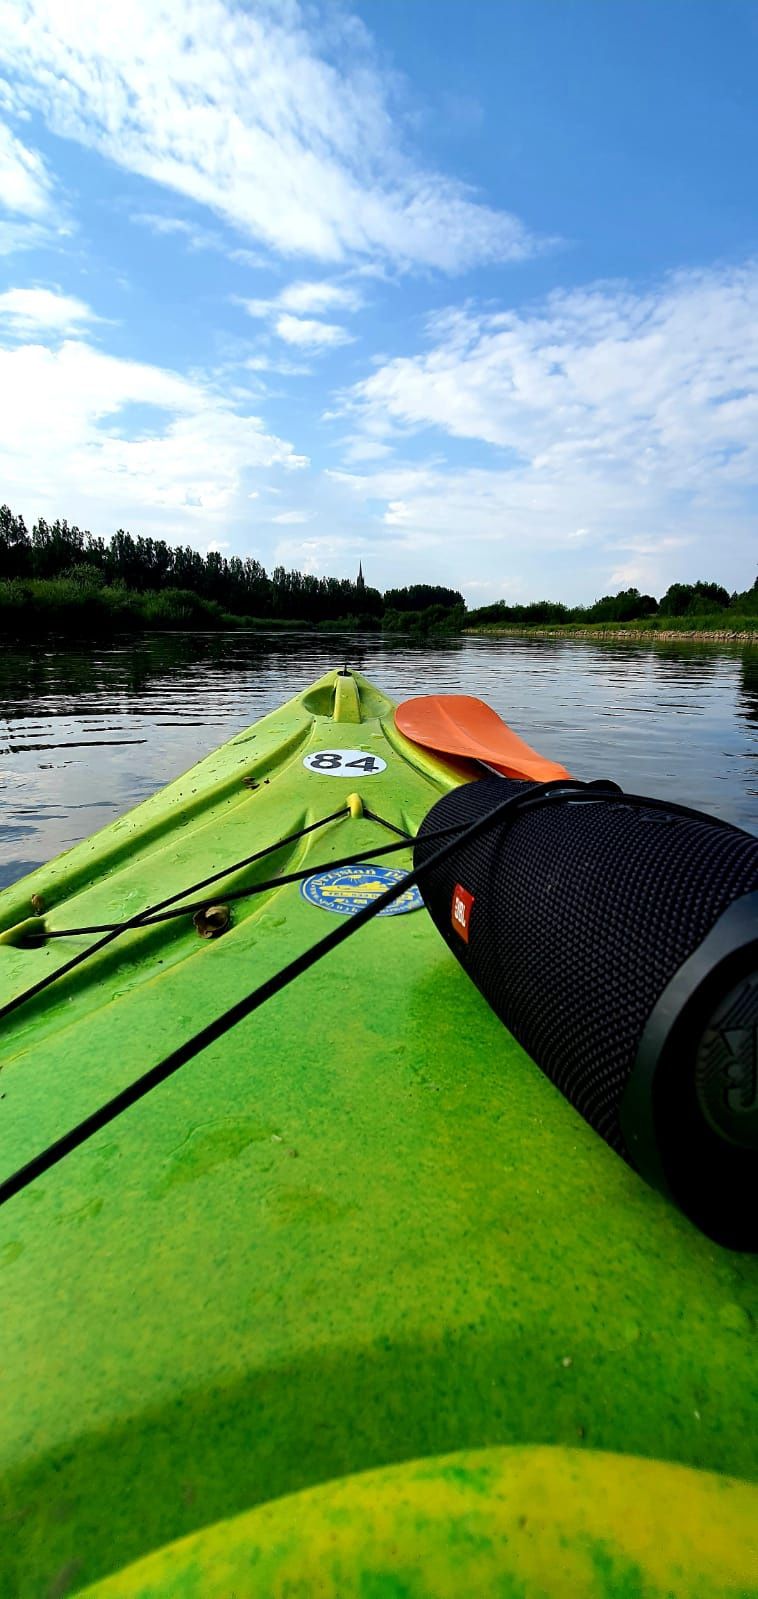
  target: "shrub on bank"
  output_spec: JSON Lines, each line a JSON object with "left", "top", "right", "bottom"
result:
{"left": 0, "top": 578, "right": 396, "bottom": 637}
{"left": 383, "top": 603, "right": 466, "bottom": 636}
{"left": 468, "top": 612, "right": 757, "bottom": 637}
{"left": 0, "top": 578, "right": 250, "bottom": 635}
{"left": 467, "top": 580, "right": 757, "bottom": 637}
{"left": 319, "top": 613, "right": 382, "bottom": 631}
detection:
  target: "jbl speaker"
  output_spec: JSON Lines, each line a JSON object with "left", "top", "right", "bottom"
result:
{"left": 414, "top": 777, "right": 758, "bottom": 1249}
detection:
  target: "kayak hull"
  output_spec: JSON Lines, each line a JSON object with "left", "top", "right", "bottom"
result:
{"left": 0, "top": 670, "right": 755, "bottom": 1597}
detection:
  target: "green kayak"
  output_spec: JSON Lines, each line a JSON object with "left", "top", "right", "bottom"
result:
{"left": 0, "top": 669, "right": 756, "bottom": 1598}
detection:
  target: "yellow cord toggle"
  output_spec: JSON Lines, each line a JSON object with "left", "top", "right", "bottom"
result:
{"left": 346, "top": 792, "right": 364, "bottom": 819}
{"left": 0, "top": 916, "right": 46, "bottom": 948}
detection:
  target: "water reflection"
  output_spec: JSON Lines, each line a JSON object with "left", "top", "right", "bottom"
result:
{"left": 0, "top": 631, "right": 755, "bottom": 888}
{"left": 738, "top": 652, "right": 758, "bottom": 728}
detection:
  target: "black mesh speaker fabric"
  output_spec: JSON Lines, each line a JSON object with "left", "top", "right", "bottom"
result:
{"left": 415, "top": 778, "right": 758, "bottom": 1192}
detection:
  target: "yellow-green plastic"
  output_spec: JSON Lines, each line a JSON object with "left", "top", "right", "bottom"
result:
{"left": 0, "top": 671, "right": 755, "bottom": 1598}
{"left": 80, "top": 1447, "right": 758, "bottom": 1599}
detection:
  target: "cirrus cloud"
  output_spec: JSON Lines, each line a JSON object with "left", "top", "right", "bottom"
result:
{"left": 0, "top": 118, "right": 53, "bottom": 217}
{"left": 0, "top": 0, "right": 545, "bottom": 274}
{"left": 0, "top": 117, "right": 69, "bottom": 254}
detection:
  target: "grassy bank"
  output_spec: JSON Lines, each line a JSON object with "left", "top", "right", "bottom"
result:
{"left": 466, "top": 617, "right": 757, "bottom": 643}
{"left": 3, "top": 575, "right": 756, "bottom": 645}
{"left": 0, "top": 578, "right": 369, "bottom": 635}
{"left": 0, "top": 579, "right": 449, "bottom": 637}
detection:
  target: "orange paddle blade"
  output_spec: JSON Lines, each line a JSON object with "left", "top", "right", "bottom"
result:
{"left": 395, "top": 694, "right": 570, "bottom": 783}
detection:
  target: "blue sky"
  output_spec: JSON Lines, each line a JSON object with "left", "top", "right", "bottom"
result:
{"left": 0, "top": 0, "right": 756, "bottom": 605}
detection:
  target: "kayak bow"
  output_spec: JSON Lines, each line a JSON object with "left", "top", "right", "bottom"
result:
{"left": 0, "top": 668, "right": 755, "bottom": 1598}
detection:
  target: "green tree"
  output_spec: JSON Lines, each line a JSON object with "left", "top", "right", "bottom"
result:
{"left": 0, "top": 504, "right": 31, "bottom": 578}
{"left": 586, "top": 588, "right": 658, "bottom": 623}
{"left": 383, "top": 584, "right": 464, "bottom": 612}
{"left": 660, "top": 580, "right": 729, "bottom": 616}
{"left": 31, "top": 517, "right": 86, "bottom": 577}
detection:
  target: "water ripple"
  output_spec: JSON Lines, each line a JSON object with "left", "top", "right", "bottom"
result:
{"left": 0, "top": 630, "right": 755, "bottom": 888}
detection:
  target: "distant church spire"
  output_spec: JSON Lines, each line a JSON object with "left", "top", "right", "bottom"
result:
{"left": 356, "top": 560, "right": 365, "bottom": 592}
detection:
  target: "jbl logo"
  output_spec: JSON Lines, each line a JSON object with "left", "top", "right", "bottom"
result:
{"left": 451, "top": 883, "right": 475, "bottom": 943}
{"left": 697, "top": 998, "right": 758, "bottom": 1150}
{"left": 720, "top": 1027, "right": 758, "bottom": 1116}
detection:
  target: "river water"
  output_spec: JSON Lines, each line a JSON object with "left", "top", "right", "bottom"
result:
{"left": 0, "top": 631, "right": 756, "bottom": 888}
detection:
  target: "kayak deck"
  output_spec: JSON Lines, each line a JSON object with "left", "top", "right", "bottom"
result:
{"left": 81, "top": 1446, "right": 758, "bottom": 1599}
{"left": 0, "top": 670, "right": 756, "bottom": 1597}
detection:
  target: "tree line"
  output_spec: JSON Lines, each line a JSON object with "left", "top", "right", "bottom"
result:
{"left": 0, "top": 505, "right": 753, "bottom": 630}
{"left": 0, "top": 506, "right": 465, "bottom": 625}
{"left": 466, "top": 580, "right": 757, "bottom": 628}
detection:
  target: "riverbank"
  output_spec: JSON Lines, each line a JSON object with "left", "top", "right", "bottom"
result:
{"left": 2, "top": 577, "right": 756, "bottom": 645}
{"left": 0, "top": 578, "right": 384, "bottom": 636}
{"left": 466, "top": 623, "right": 757, "bottom": 644}
{"left": 0, "top": 578, "right": 459, "bottom": 638}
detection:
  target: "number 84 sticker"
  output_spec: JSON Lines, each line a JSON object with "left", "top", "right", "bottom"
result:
{"left": 303, "top": 749, "right": 387, "bottom": 776}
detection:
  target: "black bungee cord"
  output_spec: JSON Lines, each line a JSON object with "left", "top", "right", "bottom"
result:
{"left": 1, "top": 777, "right": 726, "bottom": 1209}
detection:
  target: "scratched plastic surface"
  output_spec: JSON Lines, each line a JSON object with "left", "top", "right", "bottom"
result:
{"left": 0, "top": 671, "right": 755, "bottom": 1598}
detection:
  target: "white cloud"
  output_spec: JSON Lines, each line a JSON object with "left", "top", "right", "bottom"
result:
{"left": 278, "top": 280, "right": 361, "bottom": 314}
{"left": 0, "top": 285, "right": 96, "bottom": 334}
{"left": 245, "top": 353, "right": 312, "bottom": 376}
{"left": 229, "top": 247, "right": 267, "bottom": 268}
{"left": 239, "top": 278, "right": 359, "bottom": 352}
{"left": 241, "top": 299, "right": 275, "bottom": 321}
{"left": 131, "top": 212, "right": 220, "bottom": 248}
{"left": 348, "top": 268, "right": 758, "bottom": 474}
{"left": 336, "top": 262, "right": 758, "bottom": 596}
{"left": 0, "top": 118, "right": 68, "bottom": 252}
{"left": 0, "top": 216, "right": 48, "bottom": 254}
{"left": 0, "top": 0, "right": 544, "bottom": 273}
{"left": 272, "top": 532, "right": 367, "bottom": 575}
{"left": 0, "top": 118, "right": 53, "bottom": 216}
{"left": 275, "top": 313, "right": 352, "bottom": 348}
{"left": 339, "top": 435, "right": 393, "bottom": 463}
{"left": 132, "top": 210, "right": 267, "bottom": 265}
{"left": 271, "top": 509, "right": 312, "bottom": 524}
{"left": 0, "top": 334, "right": 307, "bottom": 537}
{"left": 241, "top": 357, "right": 314, "bottom": 389}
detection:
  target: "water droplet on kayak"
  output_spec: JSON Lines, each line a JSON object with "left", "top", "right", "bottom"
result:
{"left": 155, "top": 1117, "right": 275, "bottom": 1193}
{"left": 262, "top": 1186, "right": 346, "bottom": 1227}
{"left": 719, "top": 1302, "right": 751, "bottom": 1333}
{"left": 55, "top": 1196, "right": 103, "bottom": 1227}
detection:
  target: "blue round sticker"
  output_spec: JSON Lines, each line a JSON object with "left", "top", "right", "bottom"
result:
{"left": 301, "top": 864, "right": 423, "bottom": 917}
